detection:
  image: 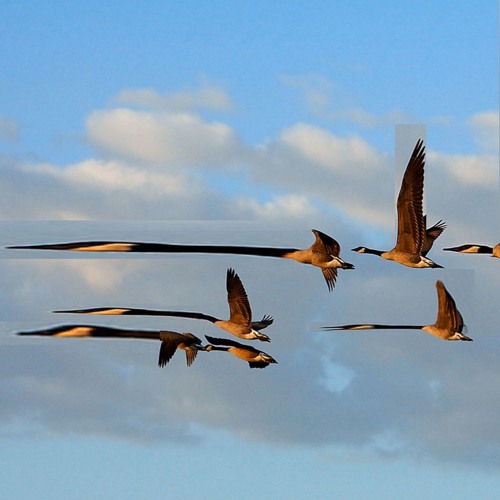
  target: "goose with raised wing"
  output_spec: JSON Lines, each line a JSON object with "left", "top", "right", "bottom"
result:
{"left": 203, "top": 335, "right": 278, "bottom": 368}
{"left": 323, "top": 280, "right": 472, "bottom": 341}
{"left": 8, "top": 229, "right": 354, "bottom": 291}
{"left": 16, "top": 325, "right": 204, "bottom": 367}
{"left": 55, "top": 268, "right": 273, "bottom": 342}
{"left": 444, "top": 243, "right": 500, "bottom": 259}
{"left": 352, "top": 139, "right": 444, "bottom": 268}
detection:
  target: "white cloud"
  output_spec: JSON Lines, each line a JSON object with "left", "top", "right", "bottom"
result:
{"left": 279, "top": 124, "right": 384, "bottom": 178}
{"left": 430, "top": 151, "right": 498, "bottom": 188}
{"left": 0, "top": 157, "right": 228, "bottom": 220}
{"left": 470, "top": 111, "right": 499, "bottom": 152}
{"left": 1, "top": 104, "right": 496, "bottom": 240}
{"left": 236, "top": 194, "right": 320, "bottom": 220}
{"left": 251, "top": 124, "right": 394, "bottom": 229}
{"left": 45, "top": 159, "right": 191, "bottom": 196}
{"left": 86, "top": 108, "right": 243, "bottom": 166}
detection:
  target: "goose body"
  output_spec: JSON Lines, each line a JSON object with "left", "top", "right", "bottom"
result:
{"left": 280, "top": 229, "right": 354, "bottom": 291}
{"left": 16, "top": 324, "right": 204, "bottom": 367}
{"left": 55, "top": 268, "right": 272, "bottom": 342}
{"left": 8, "top": 229, "right": 354, "bottom": 291}
{"left": 444, "top": 243, "right": 500, "bottom": 259}
{"left": 203, "top": 335, "right": 278, "bottom": 368}
{"left": 352, "top": 140, "right": 443, "bottom": 268}
{"left": 323, "top": 280, "right": 472, "bottom": 341}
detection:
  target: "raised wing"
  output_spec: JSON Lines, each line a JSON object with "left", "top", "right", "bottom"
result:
{"left": 251, "top": 314, "right": 274, "bottom": 330}
{"left": 422, "top": 218, "right": 446, "bottom": 255}
{"left": 434, "top": 280, "right": 464, "bottom": 333}
{"left": 226, "top": 268, "right": 252, "bottom": 325}
{"left": 395, "top": 139, "right": 425, "bottom": 254}
{"left": 311, "top": 229, "right": 340, "bottom": 257}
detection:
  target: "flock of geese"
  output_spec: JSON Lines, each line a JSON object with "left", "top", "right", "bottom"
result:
{"left": 12, "top": 139, "right": 498, "bottom": 368}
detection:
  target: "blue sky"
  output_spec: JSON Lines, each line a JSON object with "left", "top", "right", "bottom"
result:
{"left": 0, "top": 2, "right": 498, "bottom": 499}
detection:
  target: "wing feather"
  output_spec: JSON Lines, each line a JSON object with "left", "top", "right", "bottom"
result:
{"left": 395, "top": 139, "right": 425, "bottom": 253}
{"left": 434, "top": 281, "right": 464, "bottom": 332}
{"left": 226, "top": 268, "right": 252, "bottom": 325}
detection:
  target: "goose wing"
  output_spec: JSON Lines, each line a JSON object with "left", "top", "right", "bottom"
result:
{"left": 422, "top": 217, "right": 446, "bottom": 255}
{"left": 251, "top": 314, "right": 274, "bottom": 330}
{"left": 394, "top": 139, "right": 425, "bottom": 254}
{"left": 321, "top": 268, "right": 338, "bottom": 292}
{"left": 226, "top": 268, "right": 252, "bottom": 326}
{"left": 434, "top": 280, "right": 464, "bottom": 333}
{"left": 311, "top": 229, "right": 340, "bottom": 256}
{"left": 205, "top": 334, "right": 252, "bottom": 350}
{"left": 158, "top": 331, "right": 201, "bottom": 367}
{"left": 248, "top": 361, "right": 271, "bottom": 369}
{"left": 311, "top": 230, "right": 340, "bottom": 291}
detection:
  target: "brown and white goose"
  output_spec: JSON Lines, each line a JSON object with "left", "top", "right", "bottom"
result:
{"left": 352, "top": 139, "right": 444, "bottom": 268}
{"left": 444, "top": 243, "right": 500, "bottom": 259}
{"left": 54, "top": 268, "right": 273, "bottom": 342}
{"left": 322, "top": 280, "right": 472, "bottom": 341}
{"left": 16, "top": 324, "right": 204, "bottom": 367}
{"left": 8, "top": 229, "right": 354, "bottom": 292}
{"left": 203, "top": 335, "right": 278, "bottom": 368}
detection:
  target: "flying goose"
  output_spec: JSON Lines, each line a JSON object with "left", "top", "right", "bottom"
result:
{"left": 351, "top": 139, "right": 444, "bottom": 268}
{"left": 203, "top": 335, "right": 278, "bottom": 368}
{"left": 16, "top": 324, "right": 204, "bottom": 367}
{"left": 323, "top": 280, "right": 472, "bottom": 341}
{"left": 54, "top": 268, "right": 273, "bottom": 342}
{"left": 444, "top": 243, "right": 500, "bottom": 259}
{"left": 8, "top": 229, "right": 354, "bottom": 291}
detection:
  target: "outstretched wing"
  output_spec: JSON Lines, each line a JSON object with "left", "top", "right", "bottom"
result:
{"left": 422, "top": 217, "right": 446, "bottom": 255}
{"left": 395, "top": 139, "right": 425, "bottom": 254}
{"left": 311, "top": 229, "right": 340, "bottom": 257}
{"left": 434, "top": 280, "right": 464, "bottom": 333}
{"left": 251, "top": 314, "right": 274, "bottom": 330}
{"left": 226, "top": 268, "right": 252, "bottom": 325}
{"left": 160, "top": 331, "right": 202, "bottom": 366}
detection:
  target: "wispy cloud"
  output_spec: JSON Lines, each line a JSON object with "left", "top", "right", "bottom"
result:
{"left": 281, "top": 74, "right": 413, "bottom": 127}
{"left": 470, "top": 111, "right": 499, "bottom": 153}
{"left": 114, "top": 84, "right": 233, "bottom": 112}
{"left": 0, "top": 115, "right": 20, "bottom": 142}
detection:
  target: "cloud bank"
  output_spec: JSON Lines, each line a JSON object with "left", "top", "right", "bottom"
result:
{"left": 1, "top": 85, "right": 499, "bottom": 470}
